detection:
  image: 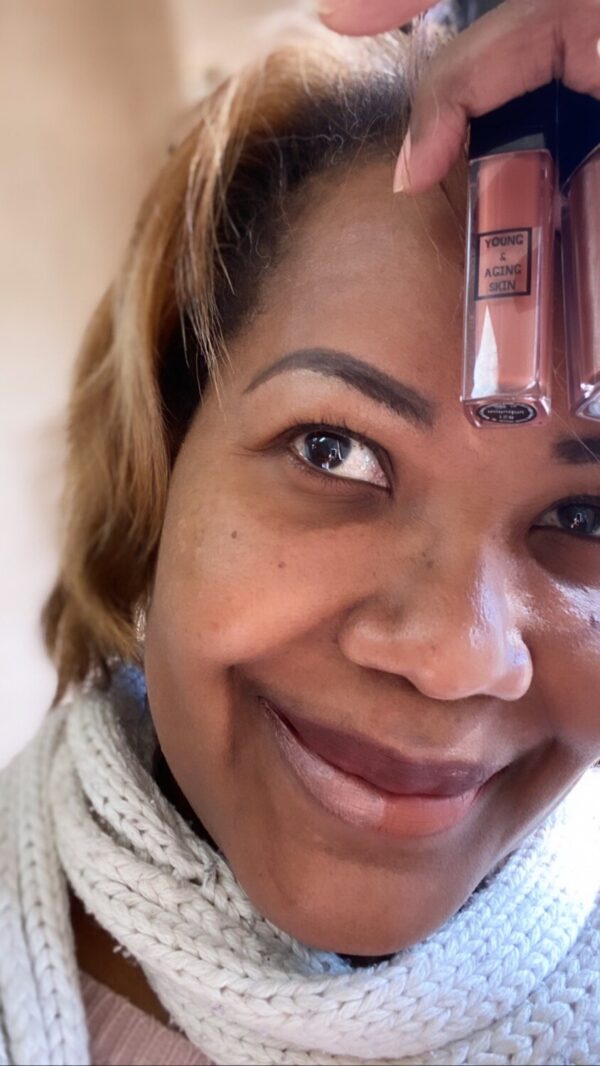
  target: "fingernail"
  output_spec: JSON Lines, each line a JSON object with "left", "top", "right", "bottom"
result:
{"left": 393, "top": 130, "right": 412, "bottom": 193}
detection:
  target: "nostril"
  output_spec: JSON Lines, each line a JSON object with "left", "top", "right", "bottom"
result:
{"left": 404, "top": 638, "right": 533, "bottom": 702}
{"left": 411, "top": 673, "right": 486, "bottom": 703}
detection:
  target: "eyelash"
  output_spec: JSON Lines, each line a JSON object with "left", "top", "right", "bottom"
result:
{"left": 282, "top": 420, "right": 391, "bottom": 492}
{"left": 281, "top": 421, "right": 600, "bottom": 540}
{"left": 534, "top": 495, "right": 600, "bottom": 541}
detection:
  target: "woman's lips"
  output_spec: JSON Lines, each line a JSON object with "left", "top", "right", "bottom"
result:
{"left": 260, "top": 699, "right": 498, "bottom": 838}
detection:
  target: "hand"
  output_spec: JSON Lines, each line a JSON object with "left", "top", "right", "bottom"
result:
{"left": 318, "top": 1, "right": 600, "bottom": 192}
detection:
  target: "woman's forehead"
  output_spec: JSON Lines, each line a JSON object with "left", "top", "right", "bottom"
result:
{"left": 245, "top": 162, "right": 463, "bottom": 375}
{"left": 277, "top": 160, "right": 466, "bottom": 295}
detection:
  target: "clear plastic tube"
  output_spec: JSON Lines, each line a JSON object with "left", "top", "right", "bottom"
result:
{"left": 462, "top": 149, "right": 555, "bottom": 426}
{"left": 561, "top": 148, "right": 600, "bottom": 421}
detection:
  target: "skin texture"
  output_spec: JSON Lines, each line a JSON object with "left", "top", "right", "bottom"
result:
{"left": 142, "top": 160, "right": 600, "bottom": 957}
{"left": 318, "top": 0, "right": 600, "bottom": 193}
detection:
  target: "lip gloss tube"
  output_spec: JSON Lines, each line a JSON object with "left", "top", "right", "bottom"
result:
{"left": 559, "top": 87, "right": 600, "bottom": 421}
{"left": 462, "top": 84, "right": 558, "bottom": 427}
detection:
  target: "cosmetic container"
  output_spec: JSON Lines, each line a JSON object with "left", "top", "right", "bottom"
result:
{"left": 462, "top": 84, "right": 558, "bottom": 426}
{"left": 559, "top": 86, "right": 600, "bottom": 421}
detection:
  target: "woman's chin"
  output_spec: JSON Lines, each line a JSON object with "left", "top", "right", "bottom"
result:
{"left": 223, "top": 843, "right": 473, "bottom": 956}
{"left": 246, "top": 892, "right": 461, "bottom": 956}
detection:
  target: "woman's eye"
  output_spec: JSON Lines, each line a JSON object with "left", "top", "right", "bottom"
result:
{"left": 536, "top": 501, "right": 600, "bottom": 539}
{"left": 290, "top": 430, "right": 388, "bottom": 489}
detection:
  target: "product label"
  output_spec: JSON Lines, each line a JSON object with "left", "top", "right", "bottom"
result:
{"left": 476, "top": 403, "right": 537, "bottom": 424}
{"left": 475, "top": 227, "right": 532, "bottom": 300}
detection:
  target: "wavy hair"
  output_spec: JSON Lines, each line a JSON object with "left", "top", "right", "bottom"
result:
{"left": 42, "top": 19, "right": 455, "bottom": 701}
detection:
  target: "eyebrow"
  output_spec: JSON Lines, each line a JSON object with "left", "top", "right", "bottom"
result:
{"left": 243, "top": 347, "right": 436, "bottom": 428}
{"left": 243, "top": 348, "right": 600, "bottom": 461}
{"left": 552, "top": 435, "right": 600, "bottom": 465}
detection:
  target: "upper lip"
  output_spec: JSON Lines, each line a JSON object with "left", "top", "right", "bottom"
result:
{"left": 264, "top": 700, "right": 500, "bottom": 797}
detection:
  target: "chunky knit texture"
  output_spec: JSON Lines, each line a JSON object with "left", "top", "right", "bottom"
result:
{"left": 1, "top": 672, "right": 600, "bottom": 1065}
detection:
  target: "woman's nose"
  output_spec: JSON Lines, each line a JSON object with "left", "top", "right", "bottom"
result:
{"left": 338, "top": 549, "right": 533, "bottom": 702}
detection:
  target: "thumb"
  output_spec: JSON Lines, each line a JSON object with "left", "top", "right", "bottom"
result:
{"left": 395, "top": 0, "right": 600, "bottom": 193}
{"left": 318, "top": 1, "right": 433, "bottom": 36}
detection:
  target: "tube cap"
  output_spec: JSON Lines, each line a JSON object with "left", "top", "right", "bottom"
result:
{"left": 469, "top": 82, "right": 558, "bottom": 161}
{"left": 558, "top": 84, "right": 600, "bottom": 189}
{"left": 462, "top": 0, "right": 501, "bottom": 20}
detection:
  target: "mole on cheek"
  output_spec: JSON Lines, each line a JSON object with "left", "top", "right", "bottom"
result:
{"left": 278, "top": 561, "right": 286, "bottom": 570}
{"left": 230, "top": 531, "right": 238, "bottom": 540}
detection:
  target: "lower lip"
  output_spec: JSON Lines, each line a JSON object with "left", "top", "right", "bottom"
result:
{"left": 262, "top": 701, "right": 483, "bottom": 838}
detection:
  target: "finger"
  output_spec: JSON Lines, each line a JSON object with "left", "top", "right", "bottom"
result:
{"left": 318, "top": 0, "right": 432, "bottom": 36}
{"left": 393, "top": 106, "right": 467, "bottom": 194}
{"left": 395, "top": 0, "right": 600, "bottom": 194}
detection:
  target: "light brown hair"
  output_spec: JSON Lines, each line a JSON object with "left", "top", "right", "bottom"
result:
{"left": 42, "top": 21, "right": 452, "bottom": 701}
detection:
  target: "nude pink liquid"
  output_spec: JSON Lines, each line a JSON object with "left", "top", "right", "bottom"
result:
{"left": 562, "top": 149, "right": 600, "bottom": 420}
{"left": 463, "top": 150, "right": 555, "bottom": 426}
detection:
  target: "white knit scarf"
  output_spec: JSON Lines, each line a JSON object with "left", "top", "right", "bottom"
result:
{"left": 1, "top": 672, "right": 600, "bottom": 1066}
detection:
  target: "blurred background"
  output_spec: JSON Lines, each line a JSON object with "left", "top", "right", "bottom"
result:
{"left": 0, "top": 0, "right": 302, "bottom": 765}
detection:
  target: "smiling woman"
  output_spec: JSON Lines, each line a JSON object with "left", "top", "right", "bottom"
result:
{"left": 2, "top": 13, "right": 600, "bottom": 1066}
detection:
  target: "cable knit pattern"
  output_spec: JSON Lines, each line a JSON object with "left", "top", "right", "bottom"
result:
{"left": 0, "top": 673, "right": 599, "bottom": 1065}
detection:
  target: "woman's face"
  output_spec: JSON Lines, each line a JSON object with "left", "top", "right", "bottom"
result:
{"left": 144, "top": 161, "right": 600, "bottom": 955}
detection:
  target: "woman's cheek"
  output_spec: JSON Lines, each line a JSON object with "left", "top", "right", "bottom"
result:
{"left": 533, "top": 583, "right": 600, "bottom": 750}
{"left": 152, "top": 497, "right": 375, "bottom": 668}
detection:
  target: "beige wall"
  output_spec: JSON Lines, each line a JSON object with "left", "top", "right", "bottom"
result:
{"left": 0, "top": 0, "right": 291, "bottom": 764}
